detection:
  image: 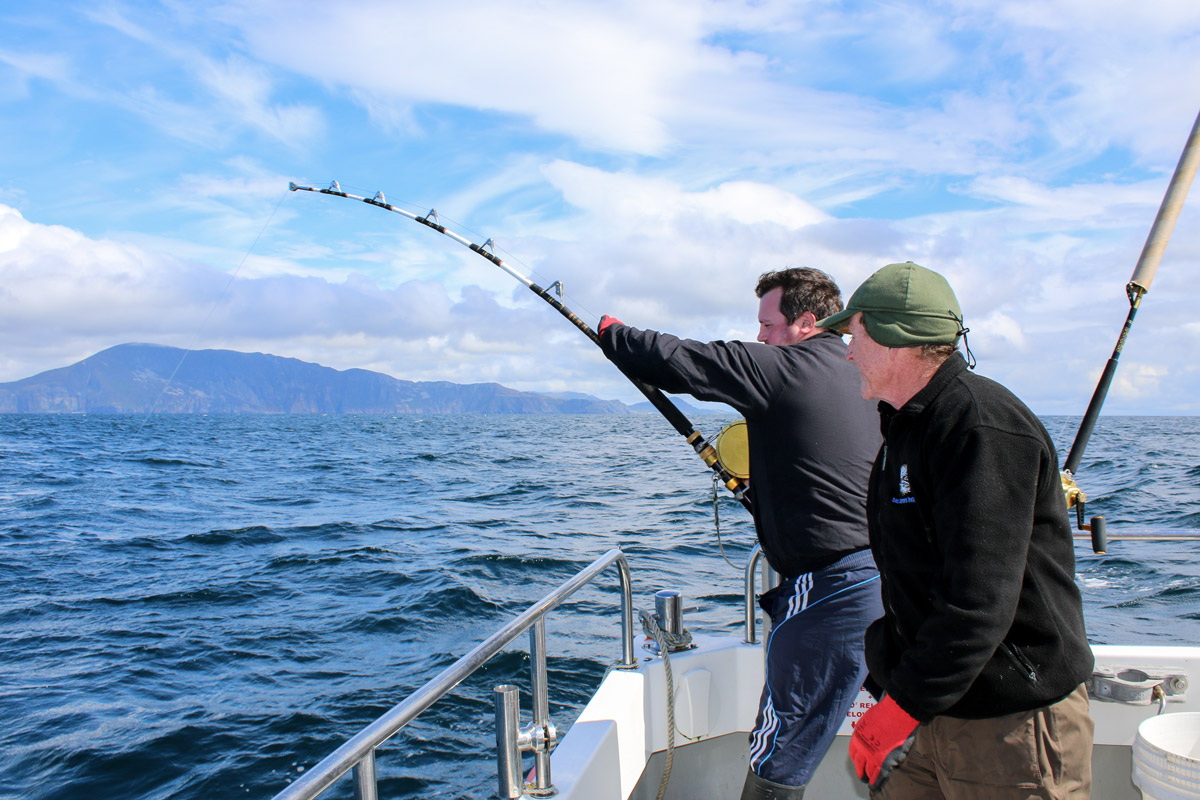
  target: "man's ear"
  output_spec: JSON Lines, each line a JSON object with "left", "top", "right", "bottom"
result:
{"left": 795, "top": 311, "right": 818, "bottom": 332}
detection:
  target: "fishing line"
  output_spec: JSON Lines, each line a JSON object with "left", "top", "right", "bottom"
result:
{"left": 712, "top": 473, "right": 746, "bottom": 570}
{"left": 131, "top": 187, "right": 290, "bottom": 438}
{"left": 1054, "top": 416, "right": 1080, "bottom": 453}
{"left": 290, "top": 181, "right": 752, "bottom": 512}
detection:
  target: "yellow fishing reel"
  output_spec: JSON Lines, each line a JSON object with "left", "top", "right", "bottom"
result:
{"left": 712, "top": 419, "right": 750, "bottom": 481}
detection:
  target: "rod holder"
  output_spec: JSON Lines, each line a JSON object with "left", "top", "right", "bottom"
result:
{"left": 494, "top": 685, "right": 525, "bottom": 799}
{"left": 494, "top": 665, "right": 558, "bottom": 800}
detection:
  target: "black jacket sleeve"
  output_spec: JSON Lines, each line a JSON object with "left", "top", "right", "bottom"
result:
{"left": 599, "top": 324, "right": 780, "bottom": 417}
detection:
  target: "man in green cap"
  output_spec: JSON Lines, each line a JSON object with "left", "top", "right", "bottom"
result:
{"left": 817, "top": 261, "right": 1094, "bottom": 798}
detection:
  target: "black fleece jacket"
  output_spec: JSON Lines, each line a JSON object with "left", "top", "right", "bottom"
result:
{"left": 866, "top": 354, "right": 1092, "bottom": 721}
{"left": 601, "top": 325, "right": 880, "bottom": 577}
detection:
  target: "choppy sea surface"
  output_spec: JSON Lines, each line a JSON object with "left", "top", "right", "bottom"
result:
{"left": 2, "top": 413, "right": 1199, "bottom": 800}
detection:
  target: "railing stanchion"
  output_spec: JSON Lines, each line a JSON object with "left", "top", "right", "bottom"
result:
{"left": 617, "top": 554, "right": 635, "bottom": 666}
{"left": 744, "top": 545, "right": 763, "bottom": 644}
{"left": 529, "top": 618, "right": 556, "bottom": 794}
{"left": 760, "top": 555, "right": 780, "bottom": 668}
{"left": 352, "top": 750, "right": 377, "bottom": 800}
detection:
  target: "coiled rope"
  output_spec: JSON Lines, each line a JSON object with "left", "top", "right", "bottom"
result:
{"left": 638, "top": 609, "right": 693, "bottom": 800}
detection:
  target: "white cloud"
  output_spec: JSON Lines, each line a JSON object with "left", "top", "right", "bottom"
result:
{"left": 3, "top": 0, "right": 1200, "bottom": 413}
{"left": 974, "top": 311, "right": 1029, "bottom": 353}
{"left": 1112, "top": 362, "right": 1170, "bottom": 400}
{"left": 0, "top": 46, "right": 71, "bottom": 92}
{"left": 228, "top": 0, "right": 705, "bottom": 154}
{"left": 542, "top": 161, "right": 830, "bottom": 231}
{"left": 192, "top": 55, "right": 325, "bottom": 145}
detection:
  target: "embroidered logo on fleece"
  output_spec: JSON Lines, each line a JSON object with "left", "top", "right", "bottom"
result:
{"left": 892, "top": 464, "right": 915, "bottom": 504}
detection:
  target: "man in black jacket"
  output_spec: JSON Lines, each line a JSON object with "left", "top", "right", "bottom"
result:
{"left": 600, "top": 268, "right": 882, "bottom": 800}
{"left": 817, "top": 261, "right": 1094, "bottom": 799}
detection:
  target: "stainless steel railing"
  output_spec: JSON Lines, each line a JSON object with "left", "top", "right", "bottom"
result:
{"left": 743, "top": 544, "right": 779, "bottom": 645}
{"left": 270, "top": 547, "right": 635, "bottom": 800}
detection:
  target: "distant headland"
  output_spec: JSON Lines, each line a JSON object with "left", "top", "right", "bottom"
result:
{"left": 0, "top": 343, "right": 715, "bottom": 415}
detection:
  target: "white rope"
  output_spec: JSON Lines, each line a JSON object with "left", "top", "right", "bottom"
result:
{"left": 639, "top": 609, "right": 694, "bottom": 800}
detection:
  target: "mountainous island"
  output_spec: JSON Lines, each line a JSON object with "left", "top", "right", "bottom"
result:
{"left": 0, "top": 343, "right": 715, "bottom": 415}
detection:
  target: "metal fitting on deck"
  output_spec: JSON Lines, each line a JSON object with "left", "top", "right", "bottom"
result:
{"left": 1087, "top": 668, "right": 1189, "bottom": 705}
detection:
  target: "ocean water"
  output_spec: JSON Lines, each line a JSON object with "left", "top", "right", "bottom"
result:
{"left": 2, "top": 413, "right": 1199, "bottom": 800}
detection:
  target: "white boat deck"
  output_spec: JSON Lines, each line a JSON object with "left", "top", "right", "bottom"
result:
{"left": 550, "top": 638, "right": 1200, "bottom": 800}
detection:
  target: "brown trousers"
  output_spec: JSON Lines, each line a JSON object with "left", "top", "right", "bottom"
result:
{"left": 873, "top": 684, "right": 1093, "bottom": 800}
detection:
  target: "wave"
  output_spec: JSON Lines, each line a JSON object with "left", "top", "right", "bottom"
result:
{"left": 129, "top": 456, "right": 218, "bottom": 468}
{"left": 182, "top": 525, "right": 285, "bottom": 546}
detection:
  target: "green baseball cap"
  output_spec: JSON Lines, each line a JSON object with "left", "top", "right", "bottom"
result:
{"left": 816, "top": 261, "right": 963, "bottom": 347}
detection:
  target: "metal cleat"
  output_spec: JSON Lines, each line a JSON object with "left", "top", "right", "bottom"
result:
{"left": 1087, "top": 667, "right": 1188, "bottom": 705}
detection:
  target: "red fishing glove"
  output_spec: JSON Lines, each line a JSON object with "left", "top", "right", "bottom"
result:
{"left": 598, "top": 315, "right": 624, "bottom": 335}
{"left": 849, "top": 694, "right": 919, "bottom": 789}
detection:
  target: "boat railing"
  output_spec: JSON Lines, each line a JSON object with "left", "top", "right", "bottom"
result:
{"left": 743, "top": 544, "right": 780, "bottom": 646}
{"left": 269, "top": 547, "right": 635, "bottom": 800}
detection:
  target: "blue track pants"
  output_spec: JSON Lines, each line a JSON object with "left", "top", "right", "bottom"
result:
{"left": 748, "top": 549, "right": 883, "bottom": 788}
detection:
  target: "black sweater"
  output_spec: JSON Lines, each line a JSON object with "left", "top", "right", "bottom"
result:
{"left": 866, "top": 354, "right": 1093, "bottom": 721}
{"left": 601, "top": 325, "right": 880, "bottom": 576}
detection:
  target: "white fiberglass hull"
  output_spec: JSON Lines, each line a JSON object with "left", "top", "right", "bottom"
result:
{"left": 550, "top": 639, "right": 1200, "bottom": 800}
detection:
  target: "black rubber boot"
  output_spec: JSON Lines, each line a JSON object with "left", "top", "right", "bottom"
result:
{"left": 739, "top": 768, "right": 805, "bottom": 800}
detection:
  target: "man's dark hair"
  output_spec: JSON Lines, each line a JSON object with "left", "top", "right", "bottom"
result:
{"left": 755, "top": 267, "right": 843, "bottom": 323}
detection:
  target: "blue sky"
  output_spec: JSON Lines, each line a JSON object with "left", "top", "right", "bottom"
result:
{"left": 1, "top": 1, "right": 1199, "bottom": 414}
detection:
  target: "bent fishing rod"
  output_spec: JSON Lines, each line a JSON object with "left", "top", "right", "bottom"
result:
{"left": 1062, "top": 106, "right": 1200, "bottom": 552}
{"left": 289, "top": 181, "right": 751, "bottom": 512}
